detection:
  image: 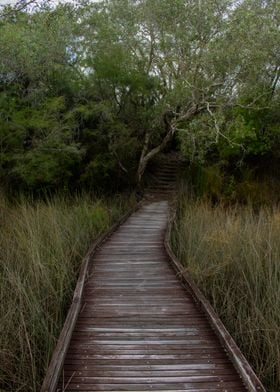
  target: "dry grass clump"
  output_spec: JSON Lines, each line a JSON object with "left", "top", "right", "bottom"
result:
{"left": 0, "top": 193, "right": 134, "bottom": 391}
{"left": 172, "top": 195, "right": 280, "bottom": 391}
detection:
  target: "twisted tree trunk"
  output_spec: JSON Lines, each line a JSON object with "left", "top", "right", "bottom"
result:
{"left": 137, "top": 105, "right": 199, "bottom": 183}
{"left": 137, "top": 112, "right": 175, "bottom": 183}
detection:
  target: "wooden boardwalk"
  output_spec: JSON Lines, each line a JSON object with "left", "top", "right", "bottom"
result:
{"left": 43, "top": 200, "right": 265, "bottom": 392}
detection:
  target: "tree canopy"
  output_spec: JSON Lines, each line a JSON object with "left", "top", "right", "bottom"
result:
{"left": 0, "top": 0, "right": 279, "bottom": 194}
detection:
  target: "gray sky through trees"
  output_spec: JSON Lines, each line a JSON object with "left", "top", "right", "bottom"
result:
{"left": 0, "top": 0, "right": 99, "bottom": 3}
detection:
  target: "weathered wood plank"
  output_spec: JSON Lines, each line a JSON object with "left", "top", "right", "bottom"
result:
{"left": 56, "top": 381, "right": 245, "bottom": 391}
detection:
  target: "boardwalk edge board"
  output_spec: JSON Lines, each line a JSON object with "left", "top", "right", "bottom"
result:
{"left": 164, "top": 209, "right": 266, "bottom": 392}
{"left": 40, "top": 204, "right": 139, "bottom": 392}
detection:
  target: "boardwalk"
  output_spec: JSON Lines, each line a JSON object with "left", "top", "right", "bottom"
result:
{"left": 55, "top": 201, "right": 249, "bottom": 391}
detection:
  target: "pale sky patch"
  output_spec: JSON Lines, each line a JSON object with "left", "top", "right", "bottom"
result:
{"left": 0, "top": 0, "right": 97, "bottom": 6}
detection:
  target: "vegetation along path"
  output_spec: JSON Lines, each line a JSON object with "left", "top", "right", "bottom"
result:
{"left": 42, "top": 196, "right": 266, "bottom": 391}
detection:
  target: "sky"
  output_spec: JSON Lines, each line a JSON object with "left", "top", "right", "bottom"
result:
{"left": 0, "top": 0, "right": 16, "bottom": 4}
{"left": 0, "top": 0, "right": 88, "bottom": 5}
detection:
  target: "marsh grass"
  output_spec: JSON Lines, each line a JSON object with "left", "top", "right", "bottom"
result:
{"left": 172, "top": 192, "right": 280, "bottom": 391}
{"left": 0, "top": 193, "right": 134, "bottom": 391}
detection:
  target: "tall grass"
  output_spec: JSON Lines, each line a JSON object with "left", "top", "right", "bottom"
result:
{"left": 172, "top": 194, "right": 280, "bottom": 391}
{"left": 0, "top": 193, "right": 135, "bottom": 391}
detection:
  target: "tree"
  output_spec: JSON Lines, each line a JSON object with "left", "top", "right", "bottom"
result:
{"left": 135, "top": 0, "right": 280, "bottom": 179}
{"left": 0, "top": 0, "right": 279, "bottom": 194}
{"left": 0, "top": 5, "right": 85, "bottom": 192}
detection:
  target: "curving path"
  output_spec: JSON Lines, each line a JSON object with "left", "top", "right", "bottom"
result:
{"left": 57, "top": 201, "right": 248, "bottom": 391}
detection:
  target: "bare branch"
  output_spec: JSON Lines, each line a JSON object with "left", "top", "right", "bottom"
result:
{"left": 113, "top": 151, "right": 128, "bottom": 175}
{"left": 206, "top": 102, "right": 244, "bottom": 151}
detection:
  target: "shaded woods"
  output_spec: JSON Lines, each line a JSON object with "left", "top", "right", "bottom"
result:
{"left": 0, "top": 0, "right": 279, "bottom": 195}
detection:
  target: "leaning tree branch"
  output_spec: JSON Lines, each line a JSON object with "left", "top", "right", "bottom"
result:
{"left": 137, "top": 105, "right": 203, "bottom": 182}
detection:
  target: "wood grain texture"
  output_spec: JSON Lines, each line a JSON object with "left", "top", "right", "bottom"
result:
{"left": 43, "top": 201, "right": 265, "bottom": 392}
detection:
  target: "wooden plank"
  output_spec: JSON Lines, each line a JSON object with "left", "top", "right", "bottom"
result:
{"left": 62, "top": 363, "right": 234, "bottom": 371}
{"left": 65, "top": 350, "right": 223, "bottom": 356}
{"left": 61, "top": 354, "right": 233, "bottom": 361}
{"left": 61, "top": 370, "right": 239, "bottom": 377}
{"left": 65, "top": 348, "right": 225, "bottom": 356}
{"left": 63, "top": 357, "right": 232, "bottom": 365}
{"left": 56, "top": 381, "right": 245, "bottom": 391}
{"left": 69, "top": 331, "right": 216, "bottom": 337}
{"left": 58, "top": 375, "right": 243, "bottom": 383}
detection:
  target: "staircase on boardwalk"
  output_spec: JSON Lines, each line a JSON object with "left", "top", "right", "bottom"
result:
{"left": 144, "top": 152, "right": 185, "bottom": 200}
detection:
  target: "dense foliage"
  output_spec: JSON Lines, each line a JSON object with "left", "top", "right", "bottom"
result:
{"left": 0, "top": 0, "right": 279, "bottom": 195}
